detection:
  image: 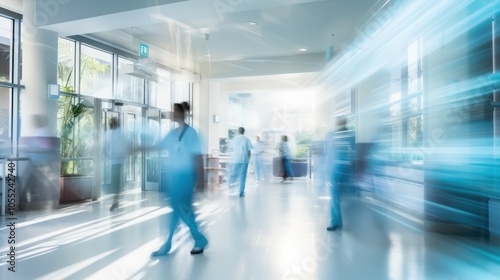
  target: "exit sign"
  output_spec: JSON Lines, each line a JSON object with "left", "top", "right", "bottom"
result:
{"left": 140, "top": 43, "right": 149, "bottom": 58}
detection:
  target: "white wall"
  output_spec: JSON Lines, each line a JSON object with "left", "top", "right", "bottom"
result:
{"left": 197, "top": 80, "right": 209, "bottom": 154}
{"left": 207, "top": 81, "right": 221, "bottom": 154}
{"left": 0, "top": 0, "right": 23, "bottom": 13}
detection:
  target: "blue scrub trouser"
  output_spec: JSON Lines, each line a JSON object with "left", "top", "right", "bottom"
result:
{"left": 165, "top": 174, "right": 207, "bottom": 248}
{"left": 330, "top": 181, "right": 342, "bottom": 227}
{"left": 254, "top": 157, "right": 263, "bottom": 181}
{"left": 282, "top": 157, "right": 294, "bottom": 179}
{"left": 230, "top": 163, "right": 249, "bottom": 195}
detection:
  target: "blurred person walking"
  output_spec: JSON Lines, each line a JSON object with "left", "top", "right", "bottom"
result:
{"left": 151, "top": 102, "right": 208, "bottom": 256}
{"left": 325, "top": 117, "right": 354, "bottom": 231}
{"left": 229, "top": 127, "right": 252, "bottom": 197}
{"left": 20, "top": 114, "right": 57, "bottom": 209}
{"left": 253, "top": 135, "right": 265, "bottom": 183}
{"left": 104, "top": 117, "right": 128, "bottom": 211}
{"left": 279, "top": 135, "right": 294, "bottom": 183}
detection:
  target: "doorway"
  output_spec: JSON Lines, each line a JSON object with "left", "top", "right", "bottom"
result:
{"left": 145, "top": 108, "right": 161, "bottom": 191}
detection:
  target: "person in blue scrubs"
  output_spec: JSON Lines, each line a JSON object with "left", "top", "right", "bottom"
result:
{"left": 151, "top": 102, "right": 208, "bottom": 256}
{"left": 104, "top": 117, "right": 127, "bottom": 211}
{"left": 325, "top": 117, "right": 354, "bottom": 231}
{"left": 253, "top": 135, "right": 265, "bottom": 183}
{"left": 279, "top": 135, "right": 294, "bottom": 183}
{"left": 229, "top": 127, "right": 252, "bottom": 196}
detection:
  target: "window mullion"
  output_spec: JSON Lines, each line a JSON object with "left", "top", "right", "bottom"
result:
{"left": 75, "top": 41, "right": 81, "bottom": 94}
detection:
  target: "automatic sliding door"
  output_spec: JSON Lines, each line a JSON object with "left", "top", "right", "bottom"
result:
{"left": 102, "top": 110, "right": 118, "bottom": 193}
{"left": 145, "top": 109, "right": 160, "bottom": 191}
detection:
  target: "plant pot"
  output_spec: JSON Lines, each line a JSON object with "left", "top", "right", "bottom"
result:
{"left": 60, "top": 175, "right": 94, "bottom": 202}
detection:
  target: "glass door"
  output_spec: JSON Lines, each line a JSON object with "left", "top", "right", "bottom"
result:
{"left": 120, "top": 104, "right": 144, "bottom": 191}
{"left": 102, "top": 110, "right": 119, "bottom": 193}
{"left": 145, "top": 108, "right": 161, "bottom": 191}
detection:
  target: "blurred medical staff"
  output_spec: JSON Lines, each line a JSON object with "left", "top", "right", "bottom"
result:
{"left": 151, "top": 102, "right": 208, "bottom": 256}
{"left": 229, "top": 127, "right": 252, "bottom": 197}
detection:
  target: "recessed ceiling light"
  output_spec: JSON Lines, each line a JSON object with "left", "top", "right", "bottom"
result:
{"left": 247, "top": 21, "right": 257, "bottom": 26}
{"left": 299, "top": 48, "right": 308, "bottom": 52}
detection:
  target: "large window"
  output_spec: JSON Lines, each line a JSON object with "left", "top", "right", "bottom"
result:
{"left": 0, "top": 16, "right": 13, "bottom": 82}
{"left": 389, "top": 38, "right": 424, "bottom": 161}
{"left": 117, "top": 57, "right": 145, "bottom": 103}
{"left": 58, "top": 38, "right": 76, "bottom": 92}
{"left": 80, "top": 44, "right": 112, "bottom": 98}
{"left": 149, "top": 68, "right": 172, "bottom": 109}
{"left": 0, "top": 11, "right": 21, "bottom": 159}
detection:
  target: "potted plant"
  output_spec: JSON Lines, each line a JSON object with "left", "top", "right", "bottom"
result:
{"left": 58, "top": 94, "right": 95, "bottom": 202}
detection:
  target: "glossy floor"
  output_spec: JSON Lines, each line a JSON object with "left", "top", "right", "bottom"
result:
{"left": 1, "top": 179, "right": 499, "bottom": 280}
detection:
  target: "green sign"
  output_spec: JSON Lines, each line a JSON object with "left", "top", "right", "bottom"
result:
{"left": 140, "top": 43, "right": 149, "bottom": 58}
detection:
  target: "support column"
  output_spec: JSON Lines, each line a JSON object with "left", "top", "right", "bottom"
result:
{"left": 208, "top": 81, "right": 221, "bottom": 154}
{"left": 18, "top": 0, "right": 61, "bottom": 210}
{"left": 198, "top": 80, "right": 210, "bottom": 154}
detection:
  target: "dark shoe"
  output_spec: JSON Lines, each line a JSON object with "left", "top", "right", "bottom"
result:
{"left": 239, "top": 193, "right": 245, "bottom": 197}
{"left": 190, "top": 247, "right": 204, "bottom": 254}
{"left": 110, "top": 202, "right": 118, "bottom": 211}
{"left": 150, "top": 242, "right": 171, "bottom": 258}
{"left": 327, "top": 224, "right": 342, "bottom": 231}
{"left": 191, "top": 236, "right": 208, "bottom": 255}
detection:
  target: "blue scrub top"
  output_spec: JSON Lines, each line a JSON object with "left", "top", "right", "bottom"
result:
{"left": 231, "top": 135, "right": 252, "bottom": 163}
{"left": 160, "top": 125, "right": 201, "bottom": 177}
{"left": 279, "top": 141, "right": 292, "bottom": 159}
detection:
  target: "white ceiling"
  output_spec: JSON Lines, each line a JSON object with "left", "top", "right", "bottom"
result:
{"left": 85, "top": 0, "right": 386, "bottom": 66}
{"left": 1, "top": 0, "right": 389, "bottom": 76}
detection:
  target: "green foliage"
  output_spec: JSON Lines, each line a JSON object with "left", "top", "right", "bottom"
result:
{"left": 58, "top": 39, "right": 111, "bottom": 93}
{"left": 79, "top": 54, "right": 111, "bottom": 93}
{"left": 57, "top": 96, "right": 94, "bottom": 176}
{"left": 294, "top": 130, "right": 313, "bottom": 158}
{"left": 58, "top": 39, "right": 75, "bottom": 90}
{"left": 294, "top": 145, "right": 309, "bottom": 158}
{"left": 60, "top": 86, "right": 75, "bottom": 93}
